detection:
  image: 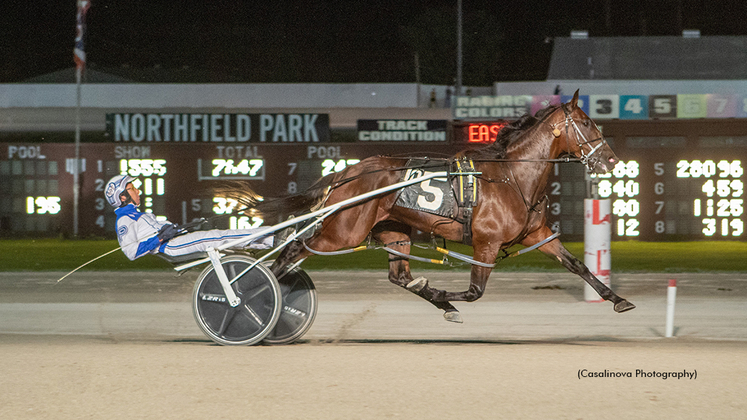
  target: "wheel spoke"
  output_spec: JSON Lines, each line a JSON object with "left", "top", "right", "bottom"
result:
{"left": 284, "top": 276, "right": 301, "bottom": 296}
{"left": 274, "top": 312, "right": 302, "bottom": 333}
{"left": 244, "top": 283, "right": 271, "bottom": 301}
{"left": 217, "top": 308, "right": 236, "bottom": 336}
{"left": 241, "top": 304, "right": 265, "bottom": 327}
{"left": 227, "top": 263, "right": 237, "bottom": 281}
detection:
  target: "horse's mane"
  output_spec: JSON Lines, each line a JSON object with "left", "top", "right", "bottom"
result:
{"left": 468, "top": 104, "right": 560, "bottom": 159}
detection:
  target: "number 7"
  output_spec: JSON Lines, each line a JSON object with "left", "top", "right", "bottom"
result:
{"left": 715, "top": 98, "right": 727, "bottom": 113}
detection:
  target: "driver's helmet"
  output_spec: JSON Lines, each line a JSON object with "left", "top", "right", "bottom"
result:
{"left": 105, "top": 174, "right": 136, "bottom": 208}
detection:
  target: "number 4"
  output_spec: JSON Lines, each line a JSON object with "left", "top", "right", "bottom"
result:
{"left": 624, "top": 98, "right": 642, "bottom": 114}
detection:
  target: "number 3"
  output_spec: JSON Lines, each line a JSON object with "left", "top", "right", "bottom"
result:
{"left": 596, "top": 99, "right": 612, "bottom": 114}
{"left": 550, "top": 202, "right": 561, "bottom": 215}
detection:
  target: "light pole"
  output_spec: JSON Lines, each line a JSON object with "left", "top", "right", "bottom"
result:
{"left": 455, "top": 0, "right": 463, "bottom": 96}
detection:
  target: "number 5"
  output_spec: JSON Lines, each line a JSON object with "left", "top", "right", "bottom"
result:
{"left": 417, "top": 179, "right": 444, "bottom": 211}
{"left": 654, "top": 98, "right": 671, "bottom": 114}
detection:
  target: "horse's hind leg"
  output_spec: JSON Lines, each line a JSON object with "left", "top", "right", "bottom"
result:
{"left": 269, "top": 240, "right": 309, "bottom": 278}
{"left": 525, "top": 227, "right": 635, "bottom": 313}
{"left": 371, "top": 222, "right": 460, "bottom": 321}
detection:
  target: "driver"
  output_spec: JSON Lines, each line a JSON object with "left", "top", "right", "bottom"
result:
{"left": 105, "top": 175, "right": 273, "bottom": 261}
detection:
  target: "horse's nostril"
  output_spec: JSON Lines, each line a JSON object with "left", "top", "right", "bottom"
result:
{"left": 609, "top": 157, "right": 617, "bottom": 164}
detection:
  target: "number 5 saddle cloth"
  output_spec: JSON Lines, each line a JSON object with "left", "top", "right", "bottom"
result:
{"left": 394, "top": 157, "right": 478, "bottom": 244}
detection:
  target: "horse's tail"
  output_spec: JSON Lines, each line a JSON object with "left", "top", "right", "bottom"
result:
{"left": 214, "top": 177, "right": 334, "bottom": 224}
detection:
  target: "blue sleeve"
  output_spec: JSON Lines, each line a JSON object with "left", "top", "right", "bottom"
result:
{"left": 135, "top": 235, "right": 162, "bottom": 258}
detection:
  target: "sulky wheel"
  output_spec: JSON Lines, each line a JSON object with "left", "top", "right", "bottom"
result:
{"left": 263, "top": 267, "right": 318, "bottom": 345}
{"left": 192, "top": 255, "right": 282, "bottom": 346}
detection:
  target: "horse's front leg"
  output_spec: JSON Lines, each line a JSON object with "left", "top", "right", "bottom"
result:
{"left": 525, "top": 227, "right": 635, "bottom": 313}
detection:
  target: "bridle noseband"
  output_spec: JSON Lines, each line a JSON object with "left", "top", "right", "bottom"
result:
{"left": 550, "top": 106, "right": 607, "bottom": 169}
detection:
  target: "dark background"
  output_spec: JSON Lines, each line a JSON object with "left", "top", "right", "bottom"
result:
{"left": 3, "top": 0, "right": 747, "bottom": 84}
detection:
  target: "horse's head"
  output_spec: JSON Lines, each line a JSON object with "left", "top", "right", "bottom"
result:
{"left": 552, "top": 90, "right": 619, "bottom": 174}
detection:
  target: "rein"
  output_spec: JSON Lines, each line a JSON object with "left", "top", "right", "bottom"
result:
{"left": 321, "top": 101, "right": 602, "bottom": 195}
{"left": 315, "top": 156, "right": 579, "bottom": 196}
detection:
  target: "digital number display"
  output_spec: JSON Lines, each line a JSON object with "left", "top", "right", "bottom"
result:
{"left": 0, "top": 148, "right": 63, "bottom": 233}
{"left": 451, "top": 121, "right": 508, "bottom": 144}
{"left": 321, "top": 158, "right": 360, "bottom": 176}
{"left": 119, "top": 158, "right": 166, "bottom": 177}
{"left": 212, "top": 197, "right": 238, "bottom": 215}
{"left": 550, "top": 157, "right": 747, "bottom": 240}
{"left": 595, "top": 161, "right": 641, "bottom": 237}
{"left": 26, "top": 196, "right": 61, "bottom": 215}
{"left": 229, "top": 215, "right": 264, "bottom": 229}
{"left": 680, "top": 160, "right": 744, "bottom": 237}
{"left": 120, "top": 158, "right": 167, "bottom": 218}
{"left": 466, "top": 123, "right": 507, "bottom": 143}
{"left": 212, "top": 198, "right": 265, "bottom": 229}
{"left": 201, "top": 158, "right": 265, "bottom": 180}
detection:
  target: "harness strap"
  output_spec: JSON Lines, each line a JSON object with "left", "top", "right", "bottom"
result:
{"left": 382, "top": 247, "right": 446, "bottom": 265}
{"left": 302, "top": 241, "right": 369, "bottom": 256}
{"left": 509, "top": 231, "right": 561, "bottom": 257}
{"left": 452, "top": 157, "right": 478, "bottom": 246}
{"left": 301, "top": 240, "right": 445, "bottom": 265}
{"left": 435, "top": 247, "right": 495, "bottom": 268}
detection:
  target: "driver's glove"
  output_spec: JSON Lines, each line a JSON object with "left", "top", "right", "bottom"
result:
{"left": 157, "top": 223, "right": 179, "bottom": 242}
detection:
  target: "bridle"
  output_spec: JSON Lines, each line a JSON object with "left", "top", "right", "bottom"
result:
{"left": 550, "top": 105, "right": 608, "bottom": 169}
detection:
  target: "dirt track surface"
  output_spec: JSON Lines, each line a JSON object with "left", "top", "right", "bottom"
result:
{"left": 1, "top": 335, "right": 745, "bottom": 420}
{"left": 1, "top": 270, "right": 746, "bottom": 418}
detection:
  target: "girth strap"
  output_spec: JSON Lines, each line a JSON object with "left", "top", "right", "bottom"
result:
{"left": 452, "top": 157, "right": 478, "bottom": 246}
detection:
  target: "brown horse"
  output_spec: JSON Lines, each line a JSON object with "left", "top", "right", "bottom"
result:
{"left": 238, "top": 91, "right": 635, "bottom": 322}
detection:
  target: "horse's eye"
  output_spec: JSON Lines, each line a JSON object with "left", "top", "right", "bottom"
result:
{"left": 583, "top": 120, "right": 590, "bottom": 127}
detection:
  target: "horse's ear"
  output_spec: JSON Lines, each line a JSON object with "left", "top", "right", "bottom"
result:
{"left": 569, "top": 89, "right": 580, "bottom": 109}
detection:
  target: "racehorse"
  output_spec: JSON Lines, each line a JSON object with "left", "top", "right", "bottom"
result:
{"left": 233, "top": 91, "right": 635, "bottom": 322}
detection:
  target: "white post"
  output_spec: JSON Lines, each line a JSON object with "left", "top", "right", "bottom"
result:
{"left": 666, "top": 279, "right": 677, "bottom": 337}
{"left": 584, "top": 199, "right": 611, "bottom": 302}
{"left": 73, "top": 71, "right": 82, "bottom": 237}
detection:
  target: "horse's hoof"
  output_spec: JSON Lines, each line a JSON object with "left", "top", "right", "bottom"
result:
{"left": 614, "top": 300, "right": 636, "bottom": 313}
{"left": 406, "top": 276, "right": 428, "bottom": 292}
{"left": 444, "top": 311, "right": 463, "bottom": 323}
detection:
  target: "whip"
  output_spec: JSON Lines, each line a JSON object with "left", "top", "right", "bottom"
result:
{"left": 56, "top": 246, "right": 122, "bottom": 283}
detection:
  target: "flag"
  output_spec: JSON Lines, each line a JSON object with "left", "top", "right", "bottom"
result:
{"left": 74, "top": 0, "right": 92, "bottom": 83}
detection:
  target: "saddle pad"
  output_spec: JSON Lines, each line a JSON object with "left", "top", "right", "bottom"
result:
{"left": 394, "top": 159, "right": 455, "bottom": 218}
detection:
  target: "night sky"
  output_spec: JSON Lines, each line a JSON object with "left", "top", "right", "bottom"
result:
{"left": 4, "top": 0, "right": 747, "bottom": 84}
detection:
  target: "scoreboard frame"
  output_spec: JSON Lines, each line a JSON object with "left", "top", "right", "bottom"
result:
{"left": 3, "top": 118, "right": 747, "bottom": 241}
